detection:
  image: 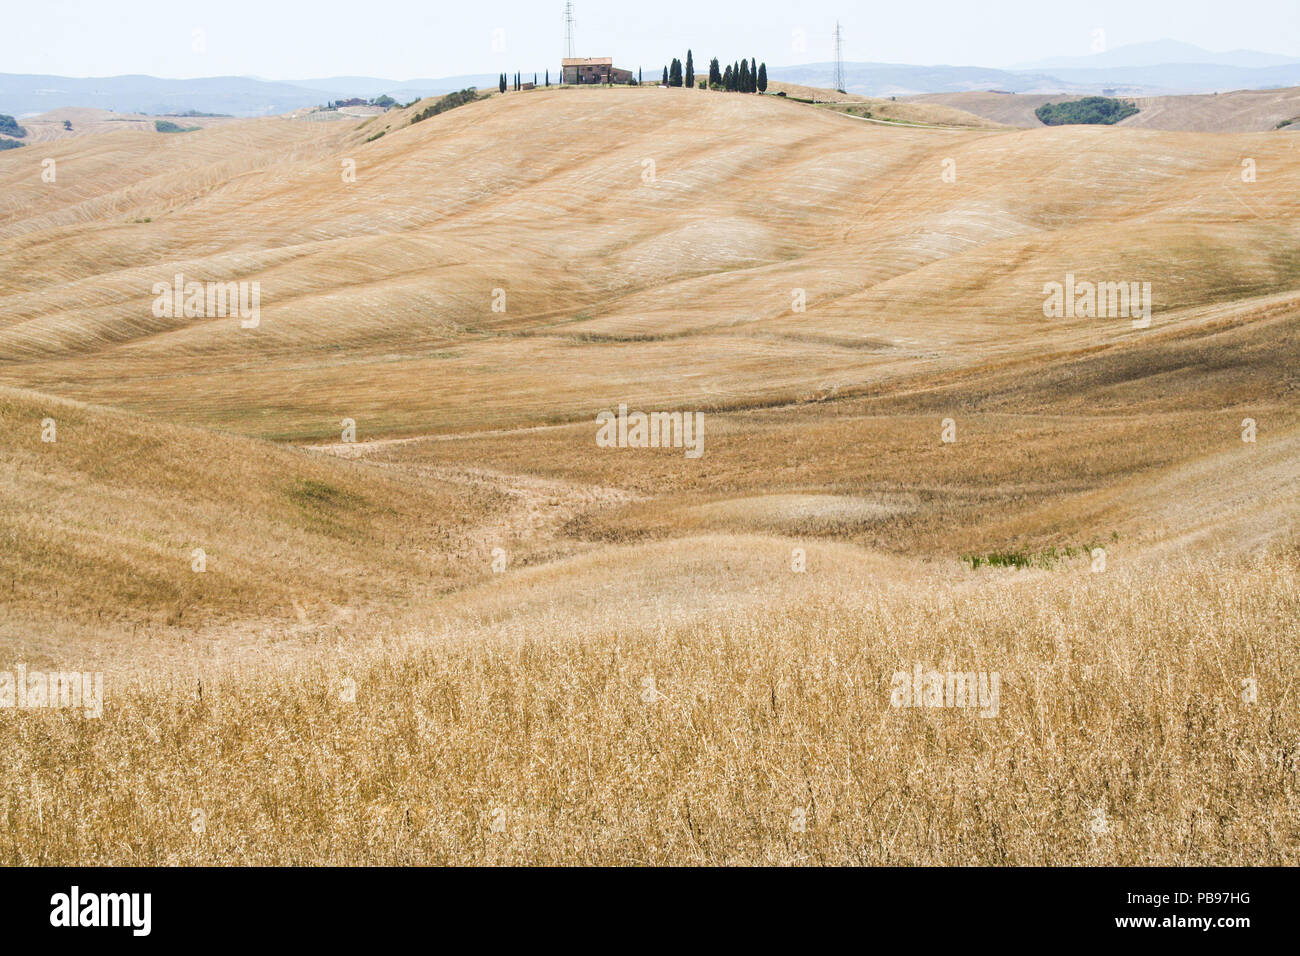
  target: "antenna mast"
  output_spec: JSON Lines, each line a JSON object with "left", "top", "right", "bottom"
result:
{"left": 564, "top": 2, "right": 576, "bottom": 61}
{"left": 833, "top": 21, "right": 844, "bottom": 92}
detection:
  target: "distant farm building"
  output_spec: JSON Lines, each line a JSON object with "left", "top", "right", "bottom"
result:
{"left": 562, "top": 57, "right": 634, "bottom": 85}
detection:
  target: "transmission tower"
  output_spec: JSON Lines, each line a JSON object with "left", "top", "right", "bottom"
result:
{"left": 564, "top": 2, "right": 576, "bottom": 61}
{"left": 832, "top": 20, "right": 844, "bottom": 92}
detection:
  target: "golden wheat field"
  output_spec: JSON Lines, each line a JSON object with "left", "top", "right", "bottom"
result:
{"left": 0, "top": 83, "right": 1297, "bottom": 866}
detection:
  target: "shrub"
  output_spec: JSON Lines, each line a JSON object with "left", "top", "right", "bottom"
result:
{"left": 0, "top": 137, "right": 24, "bottom": 151}
{"left": 410, "top": 88, "right": 481, "bottom": 124}
{"left": 154, "top": 120, "right": 199, "bottom": 133}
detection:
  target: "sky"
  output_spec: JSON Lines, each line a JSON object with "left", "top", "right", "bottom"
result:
{"left": 8, "top": 0, "right": 1299, "bottom": 80}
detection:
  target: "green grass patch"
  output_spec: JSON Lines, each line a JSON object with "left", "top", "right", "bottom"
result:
{"left": 962, "top": 534, "right": 1119, "bottom": 570}
{"left": 284, "top": 478, "right": 373, "bottom": 538}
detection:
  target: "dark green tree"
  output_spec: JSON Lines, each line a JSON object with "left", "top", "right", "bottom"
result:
{"left": 723, "top": 64, "right": 733, "bottom": 91}
{"left": 709, "top": 58, "right": 721, "bottom": 87}
{"left": 669, "top": 58, "right": 682, "bottom": 87}
{"left": 739, "top": 59, "right": 750, "bottom": 93}
{"left": 499, "top": 73, "right": 507, "bottom": 93}
{"left": 0, "top": 114, "right": 29, "bottom": 137}
{"left": 685, "top": 50, "right": 694, "bottom": 88}
{"left": 662, "top": 66, "right": 669, "bottom": 85}
{"left": 757, "top": 63, "right": 768, "bottom": 93}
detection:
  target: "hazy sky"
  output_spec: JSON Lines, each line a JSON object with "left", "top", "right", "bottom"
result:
{"left": 9, "top": 0, "right": 1299, "bottom": 79}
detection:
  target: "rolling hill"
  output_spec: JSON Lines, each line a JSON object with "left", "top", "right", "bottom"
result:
{"left": 912, "top": 86, "right": 1300, "bottom": 131}
{"left": 1, "top": 84, "right": 1296, "bottom": 865}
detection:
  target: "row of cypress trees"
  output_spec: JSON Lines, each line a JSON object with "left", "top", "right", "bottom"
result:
{"left": 712, "top": 56, "right": 767, "bottom": 93}
{"left": 662, "top": 51, "right": 767, "bottom": 93}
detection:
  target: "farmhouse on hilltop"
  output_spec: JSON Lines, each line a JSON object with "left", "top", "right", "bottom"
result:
{"left": 562, "top": 57, "right": 634, "bottom": 85}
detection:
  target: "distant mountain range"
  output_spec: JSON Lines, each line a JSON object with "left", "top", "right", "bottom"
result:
{"left": 1012, "top": 39, "right": 1300, "bottom": 71}
{"left": 0, "top": 73, "right": 501, "bottom": 118}
{"left": 3, "top": 41, "right": 1298, "bottom": 118}
{"left": 289, "top": 75, "right": 501, "bottom": 101}
{"left": 772, "top": 42, "right": 1300, "bottom": 98}
{"left": 770, "top": 60, "right": 1300, "bottom": 98}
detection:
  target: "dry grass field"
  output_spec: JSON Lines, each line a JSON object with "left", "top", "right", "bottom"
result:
{"left": 3, "top": 107, "right": 237, "bottom": 144}
{"left": 0, "top": 84, "right": 1296, "bottom": 865}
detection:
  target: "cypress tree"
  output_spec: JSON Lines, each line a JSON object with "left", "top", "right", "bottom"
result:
{"left": 499, "top": 73, "right": 506, "bottom": 93}
{"left": 685, "top": 50, "right": 694, "bottom": 88}
{"left": 662, "top": 66, "right": 669, "bottom": 85}
{"left": 709, "top": 58, "right": 721, "bottom": 87}
{"left": 739, "top": 59, "right": 750, "bottom": 93}
{"left": 723, "top": 64, "right": 733, "bottom": 91}
{"left": 757, "top": 62, "right": 767, "bottom": 93}
{"left": 750, "top": 58, "right": 758, "bottom": 92}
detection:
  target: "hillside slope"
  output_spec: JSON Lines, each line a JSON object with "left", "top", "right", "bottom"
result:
{"left": 2, "top": 87, "right": 1297, "bottom": 442}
